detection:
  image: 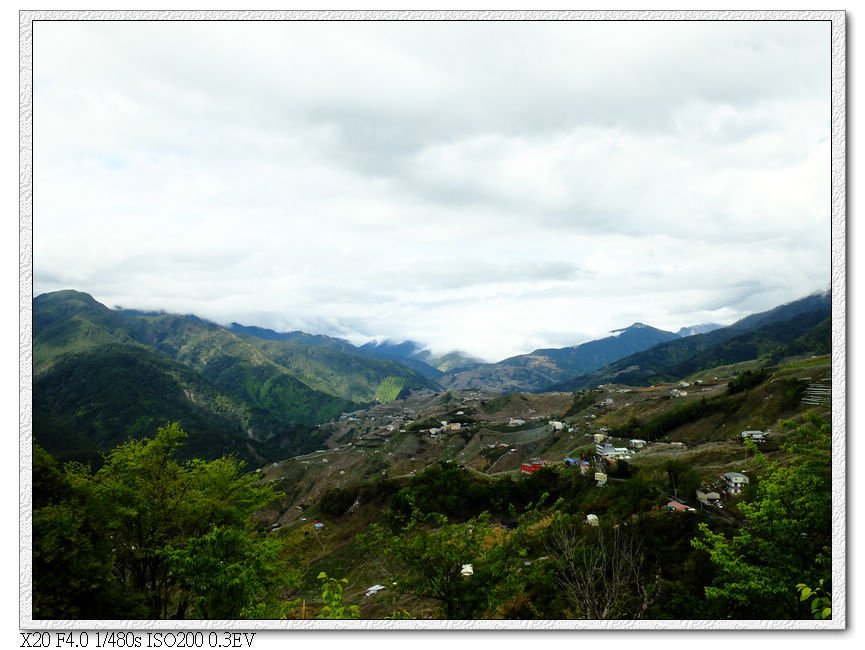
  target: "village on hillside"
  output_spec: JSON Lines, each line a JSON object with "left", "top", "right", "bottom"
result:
{"left": 258, "top": 355, "right": 831, "bottom": 531}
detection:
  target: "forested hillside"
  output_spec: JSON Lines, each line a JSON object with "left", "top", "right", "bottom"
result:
{"left": 33, "top": 291, "right": 437, "bottom": 464}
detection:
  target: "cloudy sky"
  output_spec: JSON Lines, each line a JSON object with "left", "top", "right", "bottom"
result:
{"left": 32, "top": 18, "right": 831, "bottom": 362}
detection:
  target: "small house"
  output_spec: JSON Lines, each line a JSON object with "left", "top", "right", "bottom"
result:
{"left": 666, "top": 500, "right": 691, "bottom": 512}
{"left": 722, "top": 471, "right": 749, "bottom": 495}
{"left": 549, "top": 421, "right": 565, "bottom": 431}
{"left": 741, "top": 430, "right": 766, "bottom": 443}
{"left": 630, "top": 439, "right": 647, "bottom": 449}
{"left": 595, "top": 472, "right": 608, "bottom": 487}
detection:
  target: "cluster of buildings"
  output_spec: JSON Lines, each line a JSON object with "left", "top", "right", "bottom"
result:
{"left": 592, "top": 434, "right": 646, "bottom": 462}
{"left": 693, "top": 471, "right": 750, "bottom": 511}
{"left": 596, "top": 442, "right": 632, "bottom": 461}
{"left": 428, "top": 421, "right": 463, "bottom": 436}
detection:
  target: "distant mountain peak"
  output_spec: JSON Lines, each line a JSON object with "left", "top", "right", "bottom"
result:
{"left": 360, "top": 339, "right": 425, "bottom": 354}
{"left": 676, "top": 323, "right": 724, "bottom": 337}
{"left": 610, "top": 322, "right": 658, "bottom": 335}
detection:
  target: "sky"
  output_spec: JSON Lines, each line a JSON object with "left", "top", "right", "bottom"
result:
{"left": 31, "top": 18, "right": 832, "bottom": 362}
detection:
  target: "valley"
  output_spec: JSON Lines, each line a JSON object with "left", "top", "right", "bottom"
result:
{"left": 29, "top": 288, "right": 836, "bottom": 621}
{"left": 244, "top": 354, "right": 832, "bottom": 619}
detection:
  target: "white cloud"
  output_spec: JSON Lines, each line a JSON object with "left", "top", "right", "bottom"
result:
{"left": 32, "top": 18, "right": 832, "bottom": 362}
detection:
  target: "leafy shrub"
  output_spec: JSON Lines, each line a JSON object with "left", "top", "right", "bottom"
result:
{"left": 727, "top": 369, "right": 769, "bottom": 395}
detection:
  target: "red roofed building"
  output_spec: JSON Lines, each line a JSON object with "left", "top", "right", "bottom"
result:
{"left": 521, "top": 460, "right": 544, "bottom": 475}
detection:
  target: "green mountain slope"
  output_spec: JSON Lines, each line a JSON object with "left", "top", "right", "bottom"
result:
{"left": 356, "top": 340, "right": 482, "bottom": 378}
{"left": 241, "top": 337, "right": 439, "bottom": 402}
{"left": 419, "top": 350, "right": 484, "bottom": 373}
{"left": 32, "top": 291, "right": 439, "bottom": 464}
{"left": 33, "top": 343, "right": 262, "bottom": 464}
{"left": 33, "top": 290, "right": 135, "bottom": 371}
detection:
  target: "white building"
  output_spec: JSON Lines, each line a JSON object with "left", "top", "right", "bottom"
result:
{"left": 722, "top": 472, "right": 750, "bottom": 495}
{"left": 597, "top": 443, "right": 630, "bottom": 460}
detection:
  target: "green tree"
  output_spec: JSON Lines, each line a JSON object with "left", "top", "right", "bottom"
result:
{"left": 727, "top": 368, "right": 769, "bottom": 395}
{"left": 315, "top": 572, "right": 360, "bottom": 619}
{"left": 692, "top": 413, "right": 831, "bottom": 619}
{"left": 663, "top": 460, "right": 700, "bottom": 502}
{"left": 796, "top": 546, "right": 832, "bottom": 621}
{"left": 363, "top": 511, "right": 508, "bottom": 619}
{"left": 33, "top": 422, "right": 291, "bottom": 619}
{"left": 32, "top": 445, "right": 128, "bottom": 618}
{"left": 162, "top": 526, "right": 296, "bottom": 619}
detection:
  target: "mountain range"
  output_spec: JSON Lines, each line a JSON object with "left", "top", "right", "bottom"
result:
{"left": 31, "top": 289, "right": 832, "bottom": 465}
{"left": 33, "top": 290, "right": 438, "bottom": 464}
{"left": 437, "top": 322, "right": 682, "bottom": 393}
{"left": 552, "top": 291, "right": 831, "bottom": 390}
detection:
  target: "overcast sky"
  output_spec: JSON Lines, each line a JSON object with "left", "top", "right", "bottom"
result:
{"left": 32, "top": 18, "right": 831, "bottom": 362}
